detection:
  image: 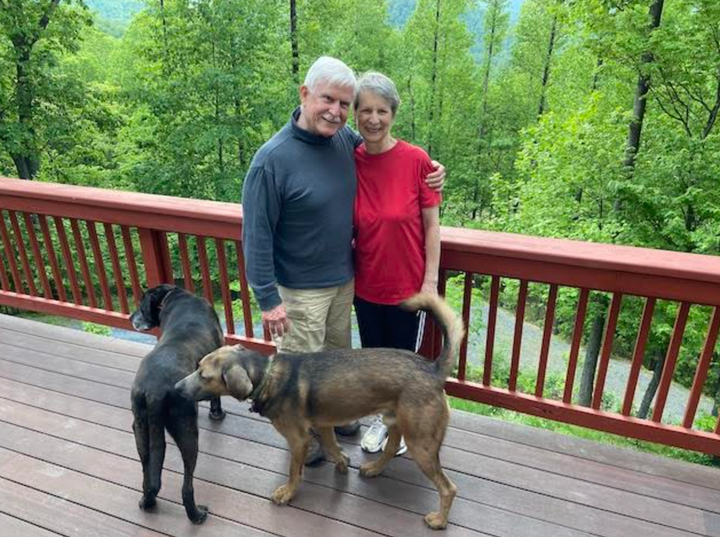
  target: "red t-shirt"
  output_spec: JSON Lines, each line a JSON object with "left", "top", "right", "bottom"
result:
{"left": 354, "top": 140, "right": 442, "bottom": 305}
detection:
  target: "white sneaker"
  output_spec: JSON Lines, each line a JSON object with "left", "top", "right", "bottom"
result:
{"left": 361, "top": 416, "right": 388, "bottom": 453}
{"left": 381, "top": 435, "right": 408, "bottom": 457}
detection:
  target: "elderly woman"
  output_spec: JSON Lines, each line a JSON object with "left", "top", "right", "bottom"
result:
{"left": 353, "top": 72, "right": 442, "bottom": 455}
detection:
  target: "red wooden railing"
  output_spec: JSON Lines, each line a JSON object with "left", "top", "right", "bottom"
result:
{"left": 2, "top": 177, "right": 720, "bottom": 455}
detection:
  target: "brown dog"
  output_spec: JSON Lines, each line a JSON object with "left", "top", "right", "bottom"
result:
{"left": 175, "top": 292, "right": 464, "bottom": 529}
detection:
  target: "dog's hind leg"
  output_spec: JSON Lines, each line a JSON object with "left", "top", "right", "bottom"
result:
{"left": 409, "top": 445, "right": 456, "bottom": 530}
{"left": 167, "top": 408, "right": 208, "bottom": 524}
{"left": 359, "top": 424, "right": 401, "bottom": 478}
{"left": 403, "top": 405, "right": 456, "bottom": 530}
{"left": 316, "top": 426, "right": 349, "bottom": 473}
{"left": 133, "top": 402, "right": 166, "bottom": 510}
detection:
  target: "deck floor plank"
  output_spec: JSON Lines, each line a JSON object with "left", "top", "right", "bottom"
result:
{"left": 1, "top": 314, "right": 720, "bottom": 537}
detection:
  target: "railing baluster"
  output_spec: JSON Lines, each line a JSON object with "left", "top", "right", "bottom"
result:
{"left": 234, "top": 240, "right": 254, "bottom": 339}
{"left": 38, "top": 215, "right": 67, "bottom": 302}
{"left": 196, "top": 236, "right": 214, "bottom": 305}
{"left": 536, "top": 284, "right": 558, "bottom": 398}
{"left": 684, "top": 307, "right": 720, "bottom": 429}
{"left": 458, "top": 272, "right": 472, "bottom": 381}
{"left": 215, "top": 238, "right": 235, "bottom": 335}
{"left": 0, "top": 211, "right": 23, "bottom": 292}
{"left": 622, "top": 297, "right": 655, "bottom": 416}
{"left": 652, "top": 302, "right": 691, "bottom": 423}
{"left": 120, "top": 226, "right": 142, "bottom": 307}
{"left": 54, "top": 217, "right": 81, "bottom": 304}
{"left": 138, "top": 228, "right": 172, "bottom": 288}
{"left": 178, "top": 234, "right": 195, "bottom": 293}
{"left": 70, "top": 219, "right": 97, "bottom": 308}
{"left": 87, "top": 221, "right": 113, "bottom": 311}
{"left": 104, "top": 223, "right": 129, "bottom": 314}
{"left": 483, "top": 275, "right": 500, "bottom": 386}
{"left": 23, "top": 213, "right": 52, "bottom": 298}
{"left": 9, "top": 211, "right": 37, "bottom": 296}
{"left": 592, "top": 293, "right": 623, "bottom": 410}
{"left": 509, "top": 280, "right": 528, "bottom": 392}
{"left": 563, "top": 288, "right": 589, "bottom": 403}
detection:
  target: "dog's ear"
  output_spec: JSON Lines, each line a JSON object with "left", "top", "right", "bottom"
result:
{"left": 222, "top": 363, "right": 253, "bottom": 400}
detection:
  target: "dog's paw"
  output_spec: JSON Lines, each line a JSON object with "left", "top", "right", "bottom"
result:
{"left": 359, "top": 462, "right": 383, "bottom": 478}
{"left": 138, "top": 494, "right": 157, "bottom": 510}
{"left": 334, "top": 451, "right": 350, "bottom": 474}
{"left": 189, "top": 505, "right": 209, "bottom": 524}
{"left": 271, "top": 484, "right": 295, "bottom": 505}
{"left": 209, "top": 409, "right": 226, "bottom": 421}
{"left": 424, "top": 512, "right": 448, "bottom": 530}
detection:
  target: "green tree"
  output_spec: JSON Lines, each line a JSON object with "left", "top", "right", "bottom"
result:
{"left": 0, "top": 0, "right": 91, "bottom": 179}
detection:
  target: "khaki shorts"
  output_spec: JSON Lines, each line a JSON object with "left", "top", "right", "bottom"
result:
{"left": 275, "top": 279, "right": 354, "bottom": 353}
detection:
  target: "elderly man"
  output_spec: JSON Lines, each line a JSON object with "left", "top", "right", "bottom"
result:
{"left": 241, "top": 56, "right": 444, "bottom": 464}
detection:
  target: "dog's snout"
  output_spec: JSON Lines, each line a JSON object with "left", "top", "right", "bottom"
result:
{"left": 130, "top": 311, "right": 152, "bottom": 332}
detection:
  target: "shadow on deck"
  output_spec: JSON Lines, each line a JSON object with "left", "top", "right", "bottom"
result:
{"left": 1, "top": 314, "right": 719, "bottom": 537}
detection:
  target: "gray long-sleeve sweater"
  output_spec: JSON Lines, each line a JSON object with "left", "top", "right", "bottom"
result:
{"left": 241, "top": 109, "right": 360, "bottom": 311}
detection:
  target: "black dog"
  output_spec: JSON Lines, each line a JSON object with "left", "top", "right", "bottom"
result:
{"left": 130, "top": 284, "right": 225, "bottom": 524}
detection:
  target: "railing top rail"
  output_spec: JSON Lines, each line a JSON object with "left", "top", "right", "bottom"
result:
{"left": 442, "top": 227, "right": 720, "bottom": 287}
{"left": 0, "top": 176, "right": 242, "bottom": 226}
{"left": 2, "top": 176, "right": 719, "bottom": 286}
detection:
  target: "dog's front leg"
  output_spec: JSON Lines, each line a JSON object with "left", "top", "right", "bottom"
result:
{"left": 271, "top": 423, "right": 308, "bottom": 505}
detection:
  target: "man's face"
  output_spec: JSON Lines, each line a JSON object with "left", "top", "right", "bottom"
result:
{"left": 298, "top": 81, "right": 354, "bottom": 138}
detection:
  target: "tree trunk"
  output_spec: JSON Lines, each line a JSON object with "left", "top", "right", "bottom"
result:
{"left": 712, "top": 373, "right": 720, "bottom": 418}
{"left": 591, "top": 57, "right": 603, "bottom": 92}
{"left": 290, "top": 0, "right": 299, "bottom": 85}
{"left": 537, "top": 14, "right": 557, "bottom": 118}
{"left": 427, "top": 0, "right": 441, "bottom": 155}
{"left": 578, "top": 309, "right": 605, "bottom": 406}
{"left": 637, "top": 349, "right": 665, "bottom": 419}
{"left": 159, "top": 0, "right": 170, "bottom": 64}
{"left": 621, "top": 0, "right": 665, "bottom": 177}
{"left": 407, "top": 75, "right": 417, "bottom": 142}
{"left": 473, "top": 1, "right": 501, "bottom": 221}
{"left": 13, "top": 48, "right": 39, "bottom": 179}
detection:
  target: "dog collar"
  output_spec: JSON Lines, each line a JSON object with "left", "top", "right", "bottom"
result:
{"left": 159, "top": 287, "right": 180, "bottom": 311}
{"left": 249, "top": 356, "right": 273, "bottom": 414}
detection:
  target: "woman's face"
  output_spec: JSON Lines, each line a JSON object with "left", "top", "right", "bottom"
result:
{"left": 355, "top": 91, "right": 395, "bottom": 145}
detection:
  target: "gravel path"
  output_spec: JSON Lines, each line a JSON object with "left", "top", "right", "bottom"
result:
{"left": 465, "top": 304, "right": 714, "bottom": 424}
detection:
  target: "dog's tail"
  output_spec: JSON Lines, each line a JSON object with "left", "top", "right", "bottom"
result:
{"left": 401, "top": 292, "right": 465, "bottom": 380}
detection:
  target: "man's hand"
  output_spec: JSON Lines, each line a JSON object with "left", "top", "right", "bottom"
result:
{"left": 262, "top": 304, "right": 290, "bottom": 338}
{"left": 425, "top": 160, "right": 445, "bottom": 191}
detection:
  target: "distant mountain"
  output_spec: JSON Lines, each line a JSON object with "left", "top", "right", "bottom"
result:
{"left": 85, "top": 0, "right": 144, "bottom": 29}
{"left": 388, "top": 0, "right": 526, "bottom": 28}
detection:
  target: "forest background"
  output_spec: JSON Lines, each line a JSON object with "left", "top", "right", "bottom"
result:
{"left": 2, "top": 0, "right": 720, "bottom": 460}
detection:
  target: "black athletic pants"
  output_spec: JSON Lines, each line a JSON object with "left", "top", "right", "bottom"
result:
{"left": 354, "top": 296, "right": 425, "bottom": 352}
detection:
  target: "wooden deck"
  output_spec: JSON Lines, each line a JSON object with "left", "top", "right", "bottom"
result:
{"left": 1, "top": 315, "right": 719, "bottom": 537}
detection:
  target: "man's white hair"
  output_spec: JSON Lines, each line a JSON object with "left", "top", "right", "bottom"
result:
{"left": 304, "top": 56, "right": 357, "bottom": 93}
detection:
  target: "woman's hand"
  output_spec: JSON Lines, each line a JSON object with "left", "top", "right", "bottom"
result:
{"left": 421, "top": 280, "right": 438, "bottom": 295}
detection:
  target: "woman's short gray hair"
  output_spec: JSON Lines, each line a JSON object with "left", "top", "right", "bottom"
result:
{"left": 355, "top": 72, "right": 401, "bottom": 115}
{"left": 304, "top": 56, "right": 357, "bottom": 93}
